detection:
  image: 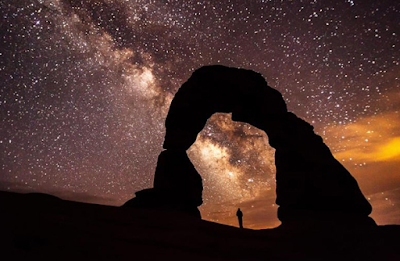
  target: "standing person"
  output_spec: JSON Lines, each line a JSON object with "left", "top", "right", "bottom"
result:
{"left": 236, "top": 208, "right": 243, "bottom": 229}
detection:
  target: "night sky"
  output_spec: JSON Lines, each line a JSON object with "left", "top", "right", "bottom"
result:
{"left": 1, "top": 0, "right": 400, "bottom": 229}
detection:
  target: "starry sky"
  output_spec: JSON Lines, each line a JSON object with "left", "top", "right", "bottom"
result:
{"left": 1, "top": 0, "right": 400, "bottom": 229}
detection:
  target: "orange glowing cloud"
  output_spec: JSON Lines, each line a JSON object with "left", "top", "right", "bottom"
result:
{"left": 325, "top": 111, "right": 400, "bottom": 163}
{"left": 374, "top": 137, "right": 400, "bottom": 161}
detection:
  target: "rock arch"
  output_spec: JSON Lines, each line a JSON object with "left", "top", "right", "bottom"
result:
{"left": 125, "top": 65, "right": 374, "bottom": 226}
{"left": 163, "top": 65, "right": 287, "bottom": 150}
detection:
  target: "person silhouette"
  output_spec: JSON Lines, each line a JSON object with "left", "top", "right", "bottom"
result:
{"left": 236, "top": 208, "right": 243, "bottom": 229}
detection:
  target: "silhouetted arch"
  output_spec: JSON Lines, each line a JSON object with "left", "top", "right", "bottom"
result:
{"left": 126, "top": 65, "right": 374, "bottom": 227}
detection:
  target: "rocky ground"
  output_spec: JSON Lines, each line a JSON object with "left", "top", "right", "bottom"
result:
{"left": 1, "top": 191, "right": 399, "bottom": 261}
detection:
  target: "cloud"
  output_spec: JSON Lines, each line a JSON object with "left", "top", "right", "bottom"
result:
{"left": 325, "top": 111, "right": 400, "bottom": 163}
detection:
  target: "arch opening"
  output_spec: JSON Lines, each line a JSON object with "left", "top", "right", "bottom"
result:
{"left": 187, "top": 113, "right": 278, "bottom": 228}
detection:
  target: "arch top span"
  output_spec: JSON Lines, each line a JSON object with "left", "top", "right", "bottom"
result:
{"left": 164, "top": 65, "right": 287, "bottom": 150}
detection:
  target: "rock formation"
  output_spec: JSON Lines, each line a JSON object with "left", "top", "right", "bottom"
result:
{"left": 125, "top": 65, "right": 374, "bottom": 227}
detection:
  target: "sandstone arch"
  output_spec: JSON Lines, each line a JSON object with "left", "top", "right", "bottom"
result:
{"left": 163, "top": 65, "right": 287, "bottom": 150}
{"left": 125, "top": 65, "right": 374, "bottom": 227}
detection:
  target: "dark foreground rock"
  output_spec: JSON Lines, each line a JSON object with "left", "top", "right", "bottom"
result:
{"left": 1, "top": 191, "right": 399, "bottom": 261}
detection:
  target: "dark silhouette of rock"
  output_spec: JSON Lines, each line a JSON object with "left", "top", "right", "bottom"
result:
{"left": 126, "top": 65, "right": 374, "bottom": 227}
{"left": 236, "top": 208, "right": 244, "bottom": 229}
{"left": 153, "top": 150, "right": 203, "bottom": 206}
{"left": 124, "top": 150, "right": 202, "bottom": 217}
{"left": 261, "top": 112, "right": 374, "bottom": 226}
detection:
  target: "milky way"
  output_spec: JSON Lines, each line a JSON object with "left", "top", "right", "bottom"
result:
{"left": 1, "top": 0, "right": 400, "bottom": 228}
